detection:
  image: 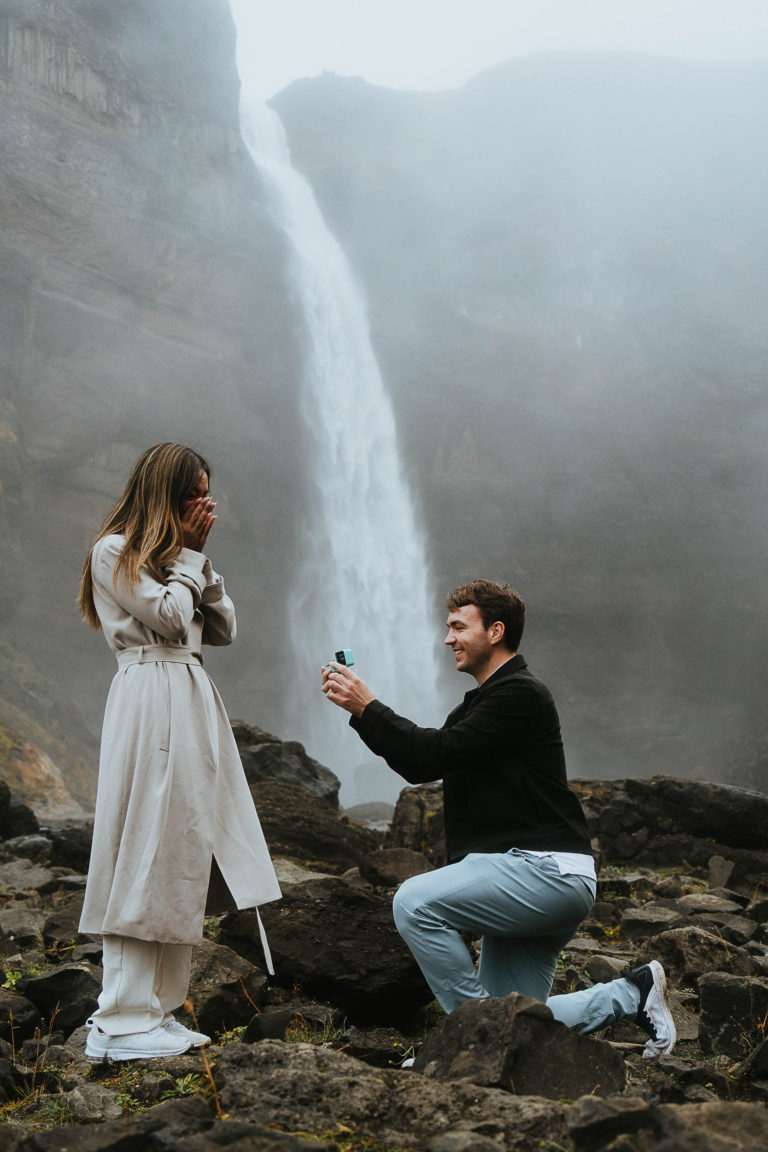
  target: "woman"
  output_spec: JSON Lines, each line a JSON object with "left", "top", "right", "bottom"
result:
{"left": 78, "top": 443, "right": 281, "bottom": 1060}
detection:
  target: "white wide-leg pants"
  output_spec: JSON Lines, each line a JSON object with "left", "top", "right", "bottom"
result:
{"left": 92, "top": 935, "right": 193, "bottom": 1036}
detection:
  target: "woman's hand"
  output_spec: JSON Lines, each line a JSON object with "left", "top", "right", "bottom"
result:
{"left": 321, "top": 662, "right": 375, "bottom": 718}
{"left": 180, "top": 496, "right": 216, "bottom": 552}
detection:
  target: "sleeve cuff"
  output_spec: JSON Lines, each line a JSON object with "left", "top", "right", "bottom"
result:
{"left": 168, "top": 549, "right": 207, "bottom": 597}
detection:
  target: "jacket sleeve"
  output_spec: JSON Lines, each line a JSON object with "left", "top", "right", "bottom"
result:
{"left": 199, "top": 558, "right": 237, "bottom": 646}
{"left": 93, "top": 538, "right": 206, "bottom": 642}
{"left": 349, "top": 682, "right": 533, "bottom": 784}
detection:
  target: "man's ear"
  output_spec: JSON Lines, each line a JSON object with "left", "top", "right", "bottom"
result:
{"left": 488, "top": 621, "right": 505, "bottom": 647}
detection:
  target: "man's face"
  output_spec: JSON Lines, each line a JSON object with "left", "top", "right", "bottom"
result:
{"left": 444, "top": 604, "right": 496, "bottom": 677}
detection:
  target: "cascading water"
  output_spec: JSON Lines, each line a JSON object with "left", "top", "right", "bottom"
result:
{"left": 240, "top": 101, "right": 445, "bottom": 804}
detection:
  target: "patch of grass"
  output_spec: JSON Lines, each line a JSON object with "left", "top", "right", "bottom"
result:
{"left": 217, "top": 1024, "right": 246, "bottom": 1045}
{"left": 285, "top": 1014, "right": 348, "bottom": 1048}
{"left": 160, "top": 1072, "right": 206, "bottom": 1100}
{"left": 1, "top": 967, "right": 22, "bottom": 990}
{"left": 266, "top": 1125, "right": 411, "bottom": 1151}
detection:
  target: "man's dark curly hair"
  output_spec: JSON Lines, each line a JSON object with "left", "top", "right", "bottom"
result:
{"left": 446, "top": 579, "right": 525, "bottom": 652}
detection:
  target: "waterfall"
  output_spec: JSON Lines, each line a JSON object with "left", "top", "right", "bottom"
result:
{"left": 240, "top": 101, "right": 445, "bottom": 804}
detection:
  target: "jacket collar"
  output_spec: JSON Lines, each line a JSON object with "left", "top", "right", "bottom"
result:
{"left": 461, "top": 653, "right": 527, "bottom": 707}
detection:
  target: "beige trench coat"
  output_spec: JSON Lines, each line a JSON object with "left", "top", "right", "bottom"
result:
{"left": 79, "top": 534, "right": 281, "bottom": 947}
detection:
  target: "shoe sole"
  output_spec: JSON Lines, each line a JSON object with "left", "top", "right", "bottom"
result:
{"left": 85, "top": 1041, "right": 191, "bottom": 1062}
{"left": 642, "top": 960, "right": 676, "bottom": 1058}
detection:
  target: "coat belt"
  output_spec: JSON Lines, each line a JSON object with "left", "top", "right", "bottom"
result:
{"left": 116, "top": 645, "right": 203, "bottom": 669}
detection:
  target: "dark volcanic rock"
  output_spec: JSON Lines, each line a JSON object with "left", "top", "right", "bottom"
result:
{"left": 233, "top": 720, "right": 340, "bottom": 807}
{"left": 565, "top": 1096, "right": 768, "bottom": 1152}
{"left": 0, "top": 784, "right": 40, "bottom": 840}
{"left": 0, "top": 906, "right": 46, "bottom": 955}
{"left": 414, "top": 993, "right": 625, "bottom": 1098}
{"left": 221, "top": 877, "right": 430, "bottom": 1022}
{"left": 386, "top": 782, "right": 446, "bottom": 866}
{"left": 0, "top": 987, "right": 42, "bottom": 1043}
{"left": 42, "top": 891, "right": 94, "bottom": 957}
{"left": 19, "top": 961, "right": 101, "bottom": 1033}
{"left": 637, "top": 926, "right": 760, "bottom": 986}
{"left": 359, "top": 846, "right": 433, "bottom": 887}
{"left": 42, "top": 820, "right": 93, "bottom": 875}
{"left": 215, "top": 1039, "right": 571, "bottom": 1151}
{"left": 249, "top": 779, "right": 381, "bottom": 874}
{"left": 181, "top": 938, "right": 268, "bottom": 1038}
{"left": 698, "top": 973, "right": 768, "bottom": 1058}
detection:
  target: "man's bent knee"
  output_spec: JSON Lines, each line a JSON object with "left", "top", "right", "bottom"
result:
{"left": 392, "top": 876, "right": 420, "bottom": 934}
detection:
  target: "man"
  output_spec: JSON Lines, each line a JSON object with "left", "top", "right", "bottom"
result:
{"left": 322, "top": 579, "right": 675, "bottom": 1057}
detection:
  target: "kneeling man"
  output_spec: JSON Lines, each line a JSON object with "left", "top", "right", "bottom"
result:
{"left": 322, "top": 579, "right": 674, "bottom": 1057}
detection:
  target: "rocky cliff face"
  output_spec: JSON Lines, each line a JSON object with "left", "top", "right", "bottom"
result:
{"left": 272, "top": 59, "right": 768, "bottom": 788}
{"left": 0, "top": 0, "right": 304, "bottom": 807}
{"left": 2, "top": 4, "right": 767, "bottom": 811}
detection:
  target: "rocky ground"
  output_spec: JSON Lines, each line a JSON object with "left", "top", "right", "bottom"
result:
{"left": 1, "top": 723, "right": 768, "bottom": 1150}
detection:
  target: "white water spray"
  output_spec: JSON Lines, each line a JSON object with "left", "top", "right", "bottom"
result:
{"left": 241, "top": 101, "right": 445, "bottom": 804}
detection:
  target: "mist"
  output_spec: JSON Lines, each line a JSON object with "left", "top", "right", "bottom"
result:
{"left": 0, "top": 0, "right": 767, "bottom": 815}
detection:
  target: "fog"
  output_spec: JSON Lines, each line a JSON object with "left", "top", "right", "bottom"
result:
{"left": 231, "top": 0, "right": 768, "bottom": 101}
{"left": 2, "top": 1, "right": 768, "bottom": 815}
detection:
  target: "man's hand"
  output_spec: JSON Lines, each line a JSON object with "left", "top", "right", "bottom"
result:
{"left": 180, "top": 496, "right": 216, "bottom": 552}
{"left": 321, "top": 662, "right": 375, "bottom": 718}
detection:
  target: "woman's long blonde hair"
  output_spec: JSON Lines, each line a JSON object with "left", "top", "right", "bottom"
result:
{"left": 79, "top": 442, "right": 210, "bottom": 629}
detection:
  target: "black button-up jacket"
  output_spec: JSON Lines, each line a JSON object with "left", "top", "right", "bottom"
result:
{"left": 350, "top": 654, "right": 591, "bottom": 863}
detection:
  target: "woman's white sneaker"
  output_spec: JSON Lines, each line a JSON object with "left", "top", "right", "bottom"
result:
{"left": 161, "top": 1015, "right": 210, "bottom": 1047}
{"left": 85, "top": 1022, "right": 192, "bottom": 1061}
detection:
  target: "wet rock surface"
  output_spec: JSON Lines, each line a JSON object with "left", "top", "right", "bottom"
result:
{"left": 2, "top": 770, "right": 768, "bottom": 1148}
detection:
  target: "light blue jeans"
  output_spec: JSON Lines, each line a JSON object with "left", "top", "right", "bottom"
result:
{"left": 393, "top": 850, "right": 640, "bottom": 1031}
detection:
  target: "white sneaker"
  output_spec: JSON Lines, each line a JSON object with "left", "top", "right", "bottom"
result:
{"left": 162, "top": 1015, "right": 210, "bottom": 1047}
{"left": 85, "top": 1022, "right": 192, "bottom": 1061}
{"left": 626, "top": 960, "right": 676, "bottom": 1058}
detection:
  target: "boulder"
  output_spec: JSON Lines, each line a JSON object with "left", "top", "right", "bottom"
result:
{"left": 386, "top": 782, "right": 446, "bottom": 865}
{"left": 627, "top": 777, "right": 768, "bottom": 850}
{"left": 215, "top": 1039, "right": 571, "bottom": 1150}
{"left": 42, "top": 820, "right": 93, "bottom": 875}
{"left": 248, "top": 779, "right": 381, "bottom": 874}
{"left": 734, "top": 1037, "right": 768, "bottom": 1082}
{"left": 232, "top": 720, "right": 340, "bottom": 807}
{"left": 0, "top": 785, "right": 40, "bottom": 840}
{"left": 42, "top": 891, "right": 94, "bottom": 958}
{"left": 564, "top": 1095, "right": 654, "bottom": 1149}
{"left": 0, "top": 906, "right": 46, "bottom": 955}
{"left": 636, "top": 926, "right": 759, "bottom": 986}
{"left": 698, "top": 973, "right": 768, "bottom": 1058}
{"left": 691, "top": 912, "right": 757, "bottom": 947}
{"left": 620, "top": 904, "right": 686, "bottom": 941}
{"left": 414, "top": 994, "right": 625, "bottom": 1099}
{"left": 181, "top": 938, "right": 269, "bottom": 1038}
{"left": 221, "top": 877, "right": 430, "bottom": 1023}
{"left": 65, "top": 1081, "right": 124, "bottom": 1122}
{"left": 242, "top": 1007, "right": 298, "bottom": 1043}
{"left": 0, "top": 987, "right": 42, "bottom": 1043}
{"left": 2, "top": 1093, "right": 313, "bottom": 1151}
{"left": 19, "top": 961, "right": 101, "bottom": 1034}
{"left": 337, "top": 1023, "right": 413, "bottom": 1067}
{"left": 359, "top": 847, "right": 433, "bottom": 888}
{"left": 708, "top": 856, "right": 736, "bottom": 889}
{"left": 565, "top": 1096, "right": 768, "bottom": 1152}
{"left": 0, "top": 835, "right": 53, "bottom": 864}
{"left": 0, "top": 859, "right": 57, "bottom": 896}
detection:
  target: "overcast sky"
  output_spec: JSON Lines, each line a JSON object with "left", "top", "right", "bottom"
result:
{"left": 230, "top": 0, "right": 768, "bottom": 102}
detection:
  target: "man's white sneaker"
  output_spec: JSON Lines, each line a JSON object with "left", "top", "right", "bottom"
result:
{"left": 85, "top": 1022, "right": 192, "bottom": 1061}
{"left": 162, "top": 1015, "right": 210, "bottom": 1047}
{"left": 626, "top": 960, "right": 676, "bottom": 1058}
